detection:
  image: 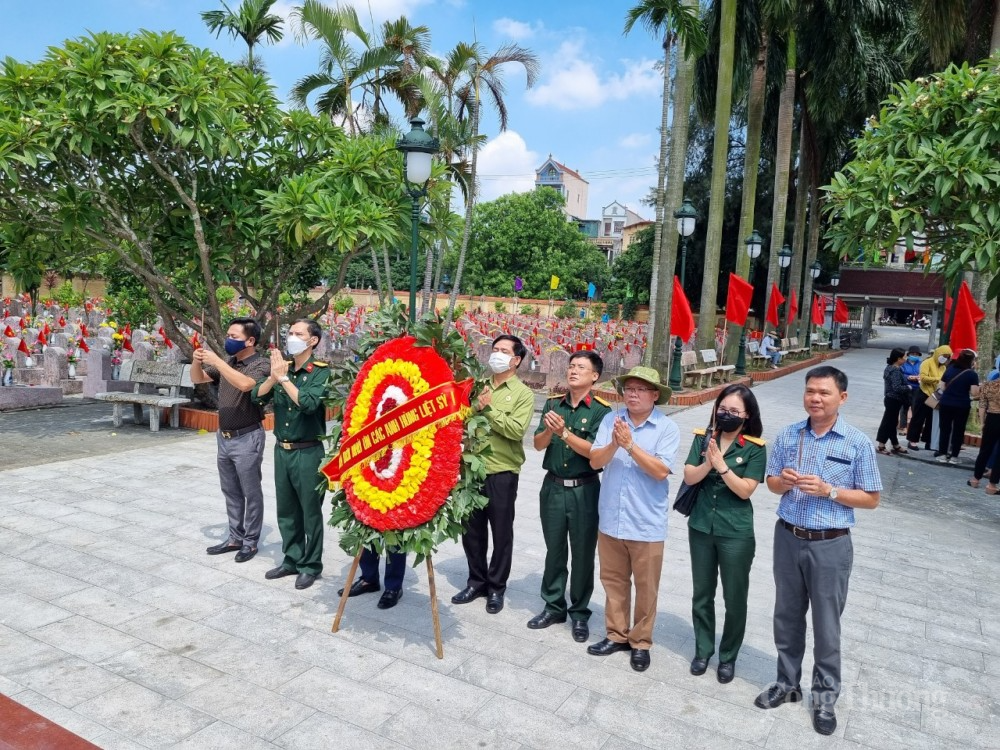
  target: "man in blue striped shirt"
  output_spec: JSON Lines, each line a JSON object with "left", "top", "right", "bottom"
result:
{"left": 754, "top": 366, "right": 881, "bottom": 736}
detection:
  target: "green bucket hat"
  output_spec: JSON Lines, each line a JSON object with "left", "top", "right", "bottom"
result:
{"left": 613, "top": 365, "right": 672, "bottom": 405}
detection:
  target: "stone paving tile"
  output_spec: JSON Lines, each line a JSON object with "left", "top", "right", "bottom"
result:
{"left": 0, "top": 590, "right": 73, "bottom": 631}
{"left": 98, "top": 643, "right": 227, "bottom": 700}
{"left": 180, "top": 674, "right": 315, "bottom": 742}
{"left": 76, "top": 564, "right": 166, "bottom": 598}
{"left": 86, "top": 730, "right": 154, "bottom": 750}
{"left": 117, "top": 611, "right": 230, "bottom": 657}
{"left": 453, "top": 653, "right": 577, "bottom": 712}
{"left": 369, "top": 659, "right": 494, "bottom": 720}
{"left": 51, "top": 586, "right": 155, "bottom": 627}
{"left": 855, "top": 663, "right": 993, "bottom": 723}
{"left": 476, "top": 691, "right": 609, "bottom": 749}
{"left": 75, "top": 681, "right": 215, "bottom": 746}
{"left": 52, "top": 509, "right": 131, "bottom": 534}
{"left": 764, "top": 716, "right": 867, "bottom": 749}
{"left": 874, "top": 594, "right": 982, "bottom": 635}
{"left": 171, "top": 721, "right": 283, "bottom": 750}
{"left": 0, "top": 626, "right": 67, "bottom": 675}
{"left": 200, "top": 604, "right": 311, "bottom": 648}
{"left": 277, "top": 629, "right": 394, "bottom": 684}
{"left": 276, "top": 665, "right": 403, "bottom": 730}
{"left": 30, "top": 615, "right": 144, "bottom": 663}
{"left": 843, "top": 709, "right": 961, "bottom": 750}
{"left": 377, "top": 702, "right": 522, "bottom": 750}
{"left": 274, "top": 711, "right": 406, "bottom": 750}
{"left": 7, "top": 654, "right": 125, "bottom": 708}
{"left": 638, "top": 679, "right": 774, "bottom": 744}
{"left": 868, "top": 625, "right": 981, "bottom": 672}
{"left": 131, "top": 581, "right": 232, "bottom": 621}
{"left": 11, "top": 689, "right": 125, "bottom": 743}
{"left": 188, "top": 636, "right": 313, "bottom": 692}
{"left": 444, "top": 619, "right": 552, "bottom": 669}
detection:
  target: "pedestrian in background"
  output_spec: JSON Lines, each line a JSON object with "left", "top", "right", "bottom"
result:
{"left": 906, "top": 345, "right": 952, "bottom": 451}
{"left": 898, "top": 346, "right": 922, "bottom": 433}
{"left": 876, "top": 348, "right": 910, "bottom": 455}
{"left": 969, "top": 375, "right": 1000, "bottom": 495}
{"left": 936, "top": 348, "right": 979, "bottom": 465}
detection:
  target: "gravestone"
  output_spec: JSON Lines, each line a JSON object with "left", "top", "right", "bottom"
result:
{"left": 42, "top": 345, "right": 69, "bottom": 386}
{"left": 546, "top": 349, "right": 571, "bottom": 389}
{"left": 128, "top": 341, "right": 155, "bottom": 361}
{"left": 83, "top": 349, "right": 131, "bottom": 397}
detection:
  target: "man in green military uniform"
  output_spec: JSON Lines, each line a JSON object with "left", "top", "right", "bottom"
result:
{"left": 529, "top": 349, "right": 611, "bottom": 642}
{"left": 252, "top": 319, "right": 329, "bottom": 590}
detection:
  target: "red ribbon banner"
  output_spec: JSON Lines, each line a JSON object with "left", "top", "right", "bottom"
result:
{"left": 322, "top": 379, "right": 472, "bottom": 483}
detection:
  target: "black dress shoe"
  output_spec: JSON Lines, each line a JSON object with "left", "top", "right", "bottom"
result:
{"left": 587, "top": 638, "right": 631, "bottom": 656}
{"left": 527, "top": 611, "right": 567, "bottom": 629}
{"left": 811, "top": 707, "right": 837, "bottom": 735}
{"left": 754, "top": 683, "right": 803, "bottom": 709}
{"left": 572, "top": 620, "right": 589, "bottom": 643}
{"left": 377, "top": 589, "right": 402, "bottom": 609}
{"left": 295, "top": 573, "right": 318, "bottom": 590}
{"left": 206, "top": 541, "right": 241, "bottom": 555}
{"left": 234, "top": 546, "right": 257, "bottom": 563}
{"left": 717, "top": 661, "right": 735, "bottom": 683}
{"left": 264, "top": 565, "right": 296, "bottom": 580}
{"left": 451, "top": 586, "right": 486, "bottom": 604}
{"left": 338, "top": 578, "right": 380, "bottom": 597}
{"left": 485, "top": 593, "right": 504, "bottom": 614}
{"left": 630, "top": 649, "right": 650, "bottom": 672}
{"left": 690, "top": 657, "right": 709, "bottom": 676}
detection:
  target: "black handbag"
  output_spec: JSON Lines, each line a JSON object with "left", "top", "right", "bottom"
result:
{"left": 673, "top": 422, "right": 716, "bottom": 517}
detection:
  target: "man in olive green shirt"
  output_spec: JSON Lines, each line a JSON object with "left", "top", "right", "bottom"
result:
{"left": 529, "top": 350, "right": 611, "bottom": 642}
{"left": 252, "top": 319, "right": 330, "bottom": 591}
{"left": 452, "top": 334, "right": 535, "bottom": 614}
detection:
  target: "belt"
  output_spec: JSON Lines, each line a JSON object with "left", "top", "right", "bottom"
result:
{"left": 219, "top": 424, "right": 262, "bottom": 439}
{"left": 545, "top": 472, "right": 600, "bottom": 488}
{"left": 780, "top": 519, "right": 850, "bottom": 541}
{"left": 277, "top": 440, "right": 322, "bottom": 451}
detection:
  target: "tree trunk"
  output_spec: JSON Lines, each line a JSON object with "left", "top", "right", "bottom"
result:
{"left": 643, "top": 33, "right": 673, "bottom": 367}
{"left": 431, "top": 234, "right": 448, "bottom": 311}
{"left": 446, "top": 98, "right": 480, "bottom": 326}
{"left": 650, "top": 0, "right": 699, "bottom": 375}
{"left": 382, "top": 246, "right": 393, "bottom": 305}
{"left": 972, "top": 271, "right": 997, "bottom": 379}
{"left": 799, "top": 181, "right": 822, "bottom": 343}
{"left": 992, "top": 0, "right": 1000, "bottom": 53}
{"left": 724, "top": 26, "right": 769, "bottom": 365}
{"left": 695, "top": 0, "right": 738, "bottom": 351}
{"left": 420, "top": 239, "right": 435, "bottom": 316}
{"left": 790, "top": 151, "right": 809, "bottom": 333}
{"left": 370, "top": 245, "right": 384, "bottom": 304}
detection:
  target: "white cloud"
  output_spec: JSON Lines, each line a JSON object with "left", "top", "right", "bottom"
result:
{"left": 492, "top": 17, "right": 541, "bottom": 40}
{"left": 336, "top": 0, "right": 434, "bottom": 23}
{"left": 475, "top": 131, "right": 539, "bottom": 202}
{"left": 526, "top": 41, "right": 660, "bottom": 111}
{"left": 619, "top": 132, "right": 653, "bottom": 149}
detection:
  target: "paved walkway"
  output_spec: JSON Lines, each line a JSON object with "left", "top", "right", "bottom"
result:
{"left": 1, "top": 344, "right": 998, "bottom": 749}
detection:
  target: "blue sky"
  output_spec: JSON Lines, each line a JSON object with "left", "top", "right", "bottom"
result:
{"left": 3, "top": 0, "right": 664, "bottom": 220}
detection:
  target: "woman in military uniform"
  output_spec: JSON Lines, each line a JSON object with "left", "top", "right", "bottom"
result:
{"left": 682, "top": 384, "right": 766, "bottom": 684}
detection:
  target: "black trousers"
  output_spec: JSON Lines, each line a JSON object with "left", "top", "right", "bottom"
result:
{"left": 876, "top": 396, "right": 906, "bottom": 446}
{"left": 938, "top": 404, "right": 970, "bottom": 458}
{"left": 974, "top": 413, "right": 1000, "bottom": 484}
{"left": 462, "top": 471, "right": 519, "bottom": 595}
{"left": 906, "top": 391, "right": 933, "bottom": 446}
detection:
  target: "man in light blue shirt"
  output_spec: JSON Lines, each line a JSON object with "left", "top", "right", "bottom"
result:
{"left": 754, "top": 365, "right": 881, "bottom": 736}
{"left": 586, "top": 366, "right": 680, "bottom": 672}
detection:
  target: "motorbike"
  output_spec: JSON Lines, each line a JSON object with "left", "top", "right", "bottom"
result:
{"left": 878, "top": 315, "right": 897, "bottom": 326}
{"left": 910, "top": 316, "right": 930, "bottom": 330}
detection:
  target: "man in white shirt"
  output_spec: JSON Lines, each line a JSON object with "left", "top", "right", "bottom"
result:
{"left": 760, "top": 331, "right": 782, "bottom": 369}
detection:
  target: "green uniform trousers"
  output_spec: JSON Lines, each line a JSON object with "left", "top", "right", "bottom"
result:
{"left": 539, "top": 477, "right": 599, "bottom": 621}
{"left": 274, "top": 444, "right": 326, "bottom": 576}
{"left": 689, "top": 526, "right": 755, "bottom": 663}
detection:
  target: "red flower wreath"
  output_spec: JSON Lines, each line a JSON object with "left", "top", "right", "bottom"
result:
{"left": 339, "top": 336, "right": 464, "bottom": 531}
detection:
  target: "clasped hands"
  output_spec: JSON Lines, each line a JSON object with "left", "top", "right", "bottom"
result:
{"left": 269, "top": 348, "right": 289, "bottom": 380}
{"left": 543, "top": 411, "right": 566, "bottom": 436}
{"left": 778, "top": 467, "right": 829, "bottom": 496}
{"left": 705, "top": 437, "right": 728, "bottom": 473}
{"left": 192, "top": 346, "right": 221, "bottom": 369}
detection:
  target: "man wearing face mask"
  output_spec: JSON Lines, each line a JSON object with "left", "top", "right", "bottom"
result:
{"left": 252, "top": 319, "right": 330, "bottom": 590}
{"left": 191, "top": 318, "right": 270, "bottom": 563}
{"left": 452, "top": 334, "right": 535, "bottom": 614}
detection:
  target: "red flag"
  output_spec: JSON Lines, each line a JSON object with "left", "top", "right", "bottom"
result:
{"left": 725, "top": 273, "right": 754, "bottom": 326}
{"left": 17, "top": 338, "right": 30, "bottom": 355}
{"left": 766, "top": 283, "right": 785, "bottom": 327}
{"left": 3, "top": 325, "right": 14, "bottom": 337}
{"left": 43, "top": 323, "right": 51, "bottom": 336}
{"left": 670, "top": 276, "right": 696, "bottom": 341}
{"left": 811, "top": 295, "right": 826, "bottom": 326}
{"left": 18, "top": 318, "right": 25, "bottom": 329}
{"left": 85, "top": 302, "right": 93, "bottom": 312}
{"left": 36, "top": 332, "right": 47, "bottom": 347}
{"left": 163, "top": 337, "right": 173, "bottom": 349}
{"left": 948, "top": 280, "right": 985, "bottom": 352}
{"left": 81, "top": 323, "right": 88, "bottom": 338}
{"left": 191, "top": 332, "right": 201, "bottom": 349}
{"left": 574, "top": 342, "right": 594, "bottom": 351}
{"left": 123, "top": 323, "right": 132, "bottom": 337}
{"left": 834, "top": 298, "right": 849, "bottom": 324}
{"left": 123, "top": 337, "right": 134, "bottom": 353}
{"left": 786, "top": 290, "right": 799, "bottom": 329}
{"left": 78, "top": 338, "right": 90, "bottom": 353}
{"left": 58, "top": 316, "right": 66, "bottom": 328}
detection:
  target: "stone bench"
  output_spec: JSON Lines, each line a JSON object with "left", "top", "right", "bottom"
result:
{"left": 94, "top": 360, "right": 193, "bottom": 432}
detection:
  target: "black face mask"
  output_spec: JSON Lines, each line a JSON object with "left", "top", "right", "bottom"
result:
{"left": 715, "top": 411, "right": 745, "bottom": 433}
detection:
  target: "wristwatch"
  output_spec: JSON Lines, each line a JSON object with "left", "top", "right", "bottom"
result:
{"left": 561, "top": 428, "right": 570, "bottom": 441}
{"left": 278, "top": 376, "right": 291, "bottom": 384}
{"left": 827, "top": 486, "right": 839, "bottom": 501}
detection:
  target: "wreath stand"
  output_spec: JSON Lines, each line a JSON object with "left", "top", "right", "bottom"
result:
{"left": 331, "top": 548, "right": 445, "bottom": 659}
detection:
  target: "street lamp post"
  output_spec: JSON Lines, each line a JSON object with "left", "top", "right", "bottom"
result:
{"left": 829, "top": 271, "right": 841, "bottom": 349}
{"left": 806, "top": 261, "right": 822, "bottom": 347}
{"left": 395, "top": 117, "right": 440, "bottom": 324}
{"left": 735, "top": 230, "right": 763, "bottom": 377}
{"left": 668, "top": 198, "right": 698, "bottom": 390}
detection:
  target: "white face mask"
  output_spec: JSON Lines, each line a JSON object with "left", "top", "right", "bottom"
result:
{"left": 286, "top": 336, "right": 310, "bottom": 356}
{"left": 488, "top": 352, "right": 513, "bottom": 374}
{"left": 938, "top": 355, "right": 948, "bottom": 364}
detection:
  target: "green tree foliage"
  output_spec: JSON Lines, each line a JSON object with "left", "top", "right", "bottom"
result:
{"left": 824, "top": 55, "right": 1000, "bottom": 298}
{"left": 605, "top": 226, "right": 654, "bottom": 305}
{"left": 0, "top": 31, "right": 412, "bottom": 351}
{"left": 448, "top": 188, "right": 611, "bottom": 299}
{"left": 201, "top": 0, "right": 284, "bottom": 72}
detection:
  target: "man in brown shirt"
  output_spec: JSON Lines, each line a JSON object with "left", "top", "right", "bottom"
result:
{"left": 191, "top": 317, "right": 271, "bottom": 562}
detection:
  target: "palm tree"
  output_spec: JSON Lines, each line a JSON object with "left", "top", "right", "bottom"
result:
{"left": 695, "top": 0, "right": 738, "bottom": 351}
{"left": 623, "top": 0, "right": 706, "bottom": 371}
{"left": 444, "top": 43, "right": 540, "bottom": 323}
{"left": 201, "top": 0, "right": 284, "bottom": 72}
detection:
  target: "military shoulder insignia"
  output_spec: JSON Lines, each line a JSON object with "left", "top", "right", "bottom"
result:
{"left": 742, "top": 435, "right": 766, "bottom": 446}
{"left": 548, "top": 394, "right": 563, "bottom": 400}
{"left": 693, "top": 428, "right": 707, "bottom": 436}
{"left": 312, "top": 361, "right": 328, "bottom": 367}
{"left": 593, "top": 396, "right": 612, "bottom": 407}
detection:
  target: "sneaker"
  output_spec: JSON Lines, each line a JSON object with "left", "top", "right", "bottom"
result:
{"left": 935, "top": 455, "right": 950, "bottom": 463}
{"left": 947, "top": 457, "right": 960, "bottom": 465}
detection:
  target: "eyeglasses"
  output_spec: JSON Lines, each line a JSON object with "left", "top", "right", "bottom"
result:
{"left": 716, "top": 407, "right": 745, "bottom": 418}
{"left": 567, "top": 364, "right": 593, "bottom": 372}
{"left": 623, "top": 387, "right": 655, "bottom": 395}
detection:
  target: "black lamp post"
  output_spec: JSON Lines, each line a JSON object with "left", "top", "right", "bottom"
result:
{"left": 829, "top": 271, "right": 841, "bottom": 349}
{"left": 395, "top": 117, "right": 439, "bottom": 324}
{"left": 778, "top": 245, "right": 793, "bottom": 294}
{"left": 806, "top": 261, "right": 822, "bottom": 347}
{"left": 668, "top": 198, "right": 698, "bottom": 390}
{"left": 735, "top": 230, "right": 763, "bottom": 377}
